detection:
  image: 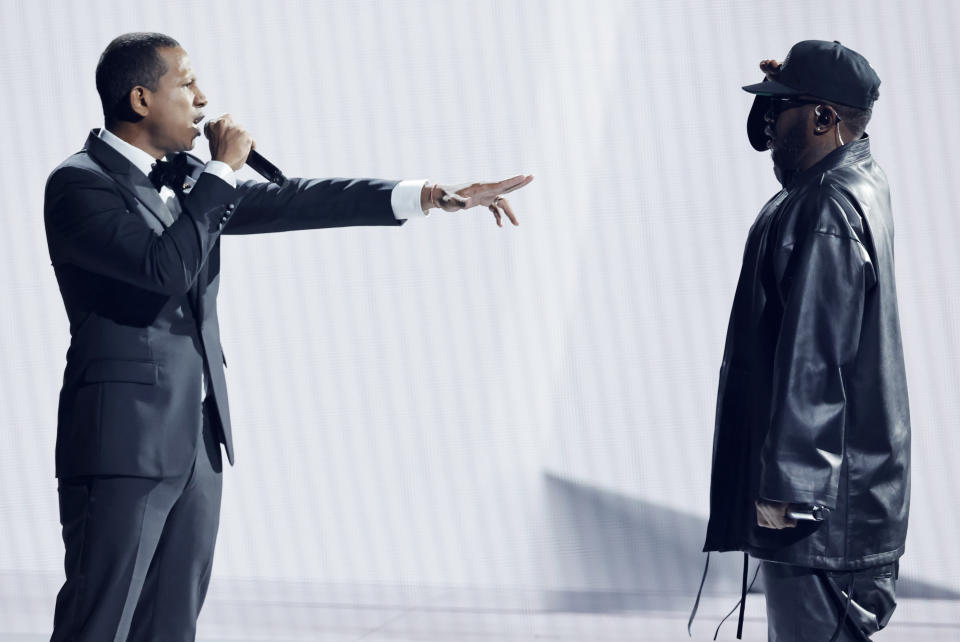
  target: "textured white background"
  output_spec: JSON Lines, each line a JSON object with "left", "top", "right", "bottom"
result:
{"left": 0, "top": 0, "right": 957, "bottom": 608}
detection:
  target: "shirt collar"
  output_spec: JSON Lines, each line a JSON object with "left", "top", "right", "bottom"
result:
{"left": 97, "top": 128, "right": 160, "bottom": 179}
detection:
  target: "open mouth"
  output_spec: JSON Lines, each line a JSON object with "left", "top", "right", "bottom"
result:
{"left": 191, "top": 114, "right": 205, "bottom": 136}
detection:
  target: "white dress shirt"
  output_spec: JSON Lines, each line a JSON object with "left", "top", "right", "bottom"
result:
{"left": 97, "top": 128, "right": 428, "bottom": 399}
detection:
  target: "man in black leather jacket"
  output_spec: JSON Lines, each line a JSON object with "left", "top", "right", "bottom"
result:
{"left": 703, "top": 41, "right": 910, "bottom": 641}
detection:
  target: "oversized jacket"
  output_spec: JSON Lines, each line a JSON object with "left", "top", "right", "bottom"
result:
{"left": 45, "top": 130, "right": 402, "bottom": 479}
{"left": 703, "top": 136, "right": 910, "bottom": 570}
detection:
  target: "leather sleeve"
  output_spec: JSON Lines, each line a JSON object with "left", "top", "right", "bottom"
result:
{"left": 221, "top": 177, "right": 402, "bottom": 235}
{"left": 759, "top": 192, "right": 876, "bottom": 509}
{"left": 44, "top": 167, "right": 237, "bottom": 296}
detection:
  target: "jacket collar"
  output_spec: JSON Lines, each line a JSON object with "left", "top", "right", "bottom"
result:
{"left": 784, "top": 134, "right": 872, "bottom": 190}
{"left": 83, "top": 129, "right": 175, "bottom": 228}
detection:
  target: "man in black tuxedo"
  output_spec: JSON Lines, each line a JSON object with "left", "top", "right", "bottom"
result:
{"left": 44, "top": 32, "right": 532, "bottom": 641}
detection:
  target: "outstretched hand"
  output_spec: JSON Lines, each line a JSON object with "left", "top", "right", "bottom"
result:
{"left": 422, "top": 174, "right": 534, "bottom": 227}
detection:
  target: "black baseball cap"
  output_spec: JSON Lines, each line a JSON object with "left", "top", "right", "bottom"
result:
{"left": 744, "top": 40, "right": 881, "bottom": 151}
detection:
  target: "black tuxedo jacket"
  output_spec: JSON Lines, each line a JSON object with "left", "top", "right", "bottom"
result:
{"left": 44, "top": 129, "right": 402, "bottom": 478}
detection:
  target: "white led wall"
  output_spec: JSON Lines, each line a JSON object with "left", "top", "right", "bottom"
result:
{"left": 0, "top": 0, "right": 958, "bottom": 630}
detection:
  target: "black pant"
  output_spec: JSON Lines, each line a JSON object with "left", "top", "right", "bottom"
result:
{"left": 761, "top": 560, "right": 898, "bottom": 642}
{"left": 51, "top": 400, "right": 223, "bottom": 642}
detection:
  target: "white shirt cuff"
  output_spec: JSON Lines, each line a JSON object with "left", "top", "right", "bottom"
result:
{"left": 391, "top": 179, "right": 429, "bottom": 220}
{"left": 203, "top": 160, "right": 237, "bottom": 188}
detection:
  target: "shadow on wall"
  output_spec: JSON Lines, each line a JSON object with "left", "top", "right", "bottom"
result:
{"left": 540, "top": 471, "right": 957, "bottom": 613}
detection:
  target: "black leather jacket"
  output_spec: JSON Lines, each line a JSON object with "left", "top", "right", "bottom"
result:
{"left": 703, "top": 137, "right": 910, "bottom": 570}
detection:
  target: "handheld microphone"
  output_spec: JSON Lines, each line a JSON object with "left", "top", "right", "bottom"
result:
{"left": 203, "top": 122, "right": 288, "bottom": 186}
{"left": 787, "top": 505, "right": 826, "bottom": 522}
{"left": 246, "top": 149, "right": 287, "bottom": 187}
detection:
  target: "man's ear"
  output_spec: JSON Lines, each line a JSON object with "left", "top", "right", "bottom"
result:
{"left": 813, "top": 104, "right": 840, "bottom": 135}
{"left": 128, "top": 86, "right": 150, "bottom": 119}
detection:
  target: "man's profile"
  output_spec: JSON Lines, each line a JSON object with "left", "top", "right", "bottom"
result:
{"left": 44, "top": 32, "right": 531, "bottom": 641}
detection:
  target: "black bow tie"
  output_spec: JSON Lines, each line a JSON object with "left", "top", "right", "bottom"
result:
{"left": 148, "top": 153, "right": 190, "bottom": 193}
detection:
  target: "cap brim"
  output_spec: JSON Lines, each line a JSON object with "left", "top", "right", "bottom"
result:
{"left": 742, "top": 78, "right": 803, "bottom": 97}
{"left": 747, "top": 95, "right": 770, "bottom": 152}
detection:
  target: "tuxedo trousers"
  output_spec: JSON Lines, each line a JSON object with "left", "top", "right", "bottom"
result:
{"left": 761, "top": 560, "right": 898, "bottom": 642}
{"left": 51, "top": 399, "right": 223, "bottom": 642}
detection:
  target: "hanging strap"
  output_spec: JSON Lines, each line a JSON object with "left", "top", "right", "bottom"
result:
{"left": 828, "top": 571, "right": 856, "bottom": 642}
{"left": 713, "top": 555, "right": 759, "bottom": 640}
{"left": 688, "top": 552, "right": 711, "bottom": 636}
{"left": 736, "top": 552, "right": 748, "bottom": 638}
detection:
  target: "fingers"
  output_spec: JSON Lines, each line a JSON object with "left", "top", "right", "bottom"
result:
{"left": 486, "top": 196, "right": 518, "bottom": 227}
{"left": 205, "top": 113, "right": 237, "bottom": 135}
{"left": 499, "top": 197, "right": 519, "bottom": 226}
{"left": 755, "top": 500, "right": 796, "bottom": 529}
{"left": 759, "top": 59, "right": 781, "bottom": 80}
{"left": 489, "top": 204, "right": 502, "bottom": 227}
{"left": 757, "top": 505, "right": 780, "bottom": 529}
{"left": 497, "top": 174, "right": 534, "bottom": 195}
{"left": 756, "top": 501, "right": 773, "bottom": 528}
{"left": 447, "top": 174, "right": 532, "bottom": 206}
{"left": 434, "top": 175, "right": 529, "bottom": 224}
{"left": 206, "top": 114, "right": 253, "bottom": 170}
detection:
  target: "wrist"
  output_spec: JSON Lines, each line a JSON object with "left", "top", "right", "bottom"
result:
{"left": 420, "top": 184, "right": 431, "bottom": 211}
{"left": 420, "top": 183, "right": 442, "bottom": 211}
{"left": 203, "top": 160, "right": 237, "bottom": 188}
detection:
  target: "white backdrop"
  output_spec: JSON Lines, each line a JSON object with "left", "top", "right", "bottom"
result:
{"left": 1, "top": 0, "right": 958, "bottom": 614}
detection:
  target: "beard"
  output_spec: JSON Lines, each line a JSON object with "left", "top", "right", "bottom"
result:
{"left": 770, "top": 119, "right": 806, "bottom": 186}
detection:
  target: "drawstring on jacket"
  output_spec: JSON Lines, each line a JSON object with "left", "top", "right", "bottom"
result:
{"left": 736, "top": 553, "right": 749, "bottom": 638}
{"left": 828, "top": 572, "right": 856, "bottom": 642}
{"left": 689, "top": 552, "right": 759, "bottom": 640}
{"left": 688, "top": 552, "right": 711, "bottom": 636}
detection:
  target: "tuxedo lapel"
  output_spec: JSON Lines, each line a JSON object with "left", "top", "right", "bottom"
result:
{"left": 174, "top": 154, "right": 210, "bottom": 320}
{"left": 85, "top": 130, "right": 208, "bottom": 323}
{"left": 84, "top": 130, "right": 175, "bottom": 228}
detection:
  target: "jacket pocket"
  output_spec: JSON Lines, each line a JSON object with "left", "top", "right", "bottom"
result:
{"left": 83, "top": 359, "right": 158, "bottom": 385}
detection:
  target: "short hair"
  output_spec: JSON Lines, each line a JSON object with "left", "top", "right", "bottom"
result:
{"left": 831, "top": 103, "right": 872, "bottom": 140}
{"left": 95, "top": 32, "right": 181, "bottom": 127}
